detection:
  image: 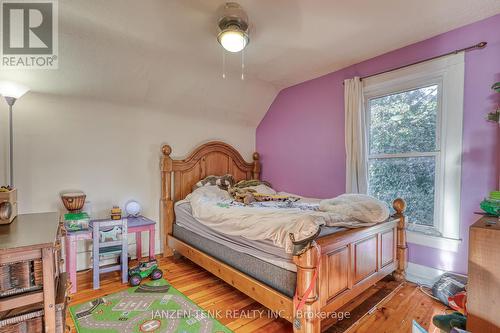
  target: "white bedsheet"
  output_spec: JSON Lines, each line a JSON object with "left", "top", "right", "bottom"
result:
{"left": 185, "top": 186, "right": 389, "bottom": 253}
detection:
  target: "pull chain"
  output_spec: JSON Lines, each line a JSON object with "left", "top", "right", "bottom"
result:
{"left": 241, "top": 49, "right": 245, "bottom": 80}
{"left": 222, "top": 49, "right": 226, "bottom": 79}
{"left": 221, "top": 49, "right": 246, "bottom": 80}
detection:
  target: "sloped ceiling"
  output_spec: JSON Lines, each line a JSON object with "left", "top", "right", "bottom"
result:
{"left": 1, "top": 0, "right": 499, "bottom": 126}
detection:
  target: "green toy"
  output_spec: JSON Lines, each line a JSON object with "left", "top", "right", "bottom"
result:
{"left": 480, "top": 191, "right": 500, "bottom": 217}
{"left": 128, "top": 259, "right": 163, "bottom": 286}
{"left": 432, "top": 312, "right": 466, "bottom": 333}
{"left": 63, "top": 212, "right": 90, "bottom": 231}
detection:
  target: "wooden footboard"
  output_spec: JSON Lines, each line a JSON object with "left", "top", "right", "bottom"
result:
{"left": 160, "top": 142, "right": 407, "bottom": 333}
{"left": 293, "top": 199, "right": 407, "bottom": 332}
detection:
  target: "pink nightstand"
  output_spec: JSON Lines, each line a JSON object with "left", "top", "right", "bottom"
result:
{"left": 65, "top": 216, "right": 156, "bottom": 294}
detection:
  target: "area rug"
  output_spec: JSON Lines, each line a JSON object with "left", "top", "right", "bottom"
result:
{"left": 69, "top": 279, "right": 232, "bottom": 333}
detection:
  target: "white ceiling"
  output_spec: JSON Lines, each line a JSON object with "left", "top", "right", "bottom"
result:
{"left": 1, "top": 0, "right": 499, "bottom": 126}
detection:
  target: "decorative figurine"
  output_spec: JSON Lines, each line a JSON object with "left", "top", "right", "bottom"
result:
{"left": 100, "top": 225, "right": 122, "bottom": 242}
{"left": 110, "top": 206, "right": 122, "bottom": 220}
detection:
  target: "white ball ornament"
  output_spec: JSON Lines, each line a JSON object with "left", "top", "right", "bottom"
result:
{"left": 125, "top": 200, "right": 142, "bottom": 217}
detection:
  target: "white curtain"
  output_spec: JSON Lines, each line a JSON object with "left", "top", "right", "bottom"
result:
{"left": 344, "top": 77, "right": 368, "bottom": 194}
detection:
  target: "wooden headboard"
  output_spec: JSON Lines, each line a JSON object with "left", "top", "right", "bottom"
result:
{"left": 160, "top": 141, "right": 260, "bottom": 254}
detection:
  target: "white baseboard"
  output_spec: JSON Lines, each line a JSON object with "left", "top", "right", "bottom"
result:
{"left": 406, "top": 262, "right": 445, "bottom": 287}
{"left": 407, "top": 230, "right": 461, "bottom": 252}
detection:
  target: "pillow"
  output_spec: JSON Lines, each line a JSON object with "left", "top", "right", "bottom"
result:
{"left": 191, "top": 184, "right": 231, "bottom": 201}
{"left": 193, "top": 174, "right": 235, "bottom": 191}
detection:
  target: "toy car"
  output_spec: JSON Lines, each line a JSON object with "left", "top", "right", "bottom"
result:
{"left": 128, "top": 259, "right": 163, "bottom": 286}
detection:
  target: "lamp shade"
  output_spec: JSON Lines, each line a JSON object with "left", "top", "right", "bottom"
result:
{"left": 0, "top": 81, "right": 29, "bottom": 99}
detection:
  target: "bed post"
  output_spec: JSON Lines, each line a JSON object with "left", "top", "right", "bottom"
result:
{"left": 161, "top": 144, "right": 174, "bottom": 256}
{"left": 293, "top": 242, "right": 321, "bottom": 333}
{"left": 252, "top": 152, "right": 261, "bottom": 180}
{"left": 393, "top": 198, "right": 407, "bottom": 281}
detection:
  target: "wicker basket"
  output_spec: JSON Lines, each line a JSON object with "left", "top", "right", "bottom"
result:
{"left": 0, "top": 274, "right": 68, "bottom": 333}
{"left": 0, "top": 260, "right": 43, "bottom": 298}
{"left": 33, "top": 259, "right": 43, "bottom": 287}
{"left": 0, "top": 307, "right": 66, "bottom": 333}
{"left": 0, "top": 310, "right": 43, "bottom": 333}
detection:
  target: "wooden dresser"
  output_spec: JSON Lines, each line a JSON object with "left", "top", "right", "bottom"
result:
{"left": 0, "top": 213, "right": 67, "bottom": 333}
{"left": 467, "top": 216, "right": 500, "bottom": 333}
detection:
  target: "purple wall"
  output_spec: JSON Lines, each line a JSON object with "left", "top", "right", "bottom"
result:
{"left": 256, "top": 14, "right": 500, "bottom": 274}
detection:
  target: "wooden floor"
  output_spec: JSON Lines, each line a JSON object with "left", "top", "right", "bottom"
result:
{"left": 67, "top": 256, "right": 448, "bottom": 332}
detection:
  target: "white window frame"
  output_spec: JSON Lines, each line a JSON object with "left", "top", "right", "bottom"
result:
{"left": 365, "top": 82, "right": 443, "bottom": 233}
{"left": 363, "top": 53, "right": 465, "bottom": 252}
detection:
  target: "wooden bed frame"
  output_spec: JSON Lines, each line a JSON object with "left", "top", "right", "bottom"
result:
{"left": 160, "top": 141, "right": 407, "bottom": 333}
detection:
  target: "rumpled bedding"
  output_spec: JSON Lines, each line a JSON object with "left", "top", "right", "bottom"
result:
{"left": 319, "top": 194, "right": 390, "bottom": 223}
{"left": 185, "top": 186, "right": 389, "bottom": 253}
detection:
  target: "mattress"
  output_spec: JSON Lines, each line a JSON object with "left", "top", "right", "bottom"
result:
{"left": 175, "top": 202, "right": 345, "bottom": 267}
{"left": 173, "top": 224, "right": 297, "bottom": 297}
{"left": 172, "top": 201, "right": 346, "bottom": 297}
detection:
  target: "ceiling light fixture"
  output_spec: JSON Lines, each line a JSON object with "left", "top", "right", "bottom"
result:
{"left": 218, "top": 26, "right": 248, "bottom": 53}
{"left": 217, "top": 3, "right": 249, "bottom": 53}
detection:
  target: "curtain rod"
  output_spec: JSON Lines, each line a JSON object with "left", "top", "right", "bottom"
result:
{"left": 344, "top": 41, "right": 487, "bottom": 84}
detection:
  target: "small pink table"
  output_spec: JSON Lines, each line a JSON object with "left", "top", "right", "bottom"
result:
{"left": 65, "top": 216, "right": 156, "bottom": 293}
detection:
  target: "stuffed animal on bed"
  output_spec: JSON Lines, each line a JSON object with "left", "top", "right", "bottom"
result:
{"left": 233, "top": 179, "right": 273, "bottom": 189}
{"left": 228, "top": 180, "right": 299, "bottom": 205}
{"left": 193, "top": 174, "right": 235, "bottom": 191}
{"left": 228, "top": 186, "right": 257, "bottom": 205}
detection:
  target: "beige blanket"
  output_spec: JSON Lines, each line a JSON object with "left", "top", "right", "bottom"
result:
{"left": 187, "top": 186, "right": 389, "bottom": 253}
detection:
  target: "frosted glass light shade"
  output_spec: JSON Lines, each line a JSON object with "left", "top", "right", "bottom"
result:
{"left": 0, "top": 81, "right": 29, "bottom": 99}
{"left": 218, "top": 27, "right": 248, "bottom": 53}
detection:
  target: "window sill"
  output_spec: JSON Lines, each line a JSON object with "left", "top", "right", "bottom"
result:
{"left": 406, "top": 229, "right": 462, "bottom": 252}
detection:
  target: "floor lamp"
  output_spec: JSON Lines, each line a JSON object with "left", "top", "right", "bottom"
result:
{"left": 0, "top": 81, "right": 29, "bottom": 187}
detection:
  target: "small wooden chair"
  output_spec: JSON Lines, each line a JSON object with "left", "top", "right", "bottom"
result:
{"left": 91, "top": 218, "right": 128, "bottom": 289}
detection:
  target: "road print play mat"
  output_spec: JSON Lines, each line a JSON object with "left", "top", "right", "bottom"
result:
{"left": 69, "top": 279, "right": 232, "bottom": 333}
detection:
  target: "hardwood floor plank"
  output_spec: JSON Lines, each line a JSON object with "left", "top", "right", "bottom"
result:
{"left": 67, "top": 257, "right": 446, "bottom": 333}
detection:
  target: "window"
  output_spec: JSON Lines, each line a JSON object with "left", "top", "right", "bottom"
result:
{"left": 363, "top": 53, "right": 464, "bottom": 249}
{"left": 367, "top": 85, "right": 439, "bottom": 230}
